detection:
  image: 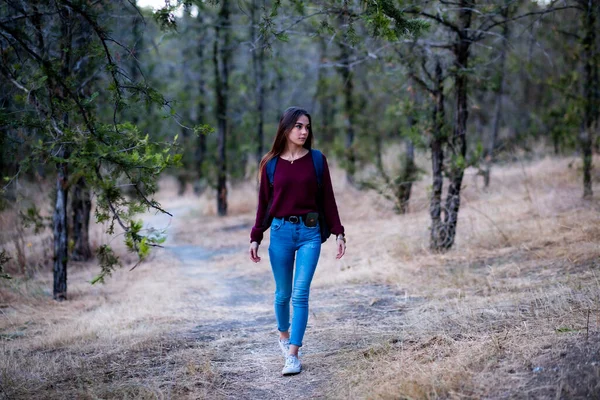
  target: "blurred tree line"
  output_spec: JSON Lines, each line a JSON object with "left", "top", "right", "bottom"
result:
{"left": 0, "top": 0, "right": 598, "bottom": 299}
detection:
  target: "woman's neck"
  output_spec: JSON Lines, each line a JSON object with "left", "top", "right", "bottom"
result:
{"left": 284, "top": 143, "right": 305, "bottom": 155}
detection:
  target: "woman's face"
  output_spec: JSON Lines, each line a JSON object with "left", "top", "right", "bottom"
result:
{"left": 286, "top": 114, "right": 310, "bottom": 148}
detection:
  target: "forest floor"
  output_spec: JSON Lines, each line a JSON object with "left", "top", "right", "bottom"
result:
{"left": 1, "top": 155, "right": 600, "bottom": 399}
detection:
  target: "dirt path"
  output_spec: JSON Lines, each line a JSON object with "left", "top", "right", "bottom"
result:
{"left": 152, "top": 210, "right": 416, "bottom": 399}
{"left": 0, "top": 205, "right": 417, "bottom": 399}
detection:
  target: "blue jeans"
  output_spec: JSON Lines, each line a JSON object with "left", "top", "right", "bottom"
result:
{"left": 268, "top": 217, "right": 321, "bottom": 347}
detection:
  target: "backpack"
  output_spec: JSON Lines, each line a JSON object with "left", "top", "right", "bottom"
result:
{"left": 264, "top": 149, "right": 331, "bottom": 243}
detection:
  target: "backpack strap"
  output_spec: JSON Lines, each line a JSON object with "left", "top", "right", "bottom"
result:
{"left": 261, "top": 156, "right": 278, "bottom": 229}
{"left": 311, "top": 149, "right": 324, "bottom": 187}
{"left": 310, "top": 149, "right": 330, "bottom": 243}
{"left": 266, "top": 156, "right": 278, "bottom": 186}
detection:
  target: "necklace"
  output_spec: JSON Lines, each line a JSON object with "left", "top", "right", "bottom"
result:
{"left": 287, "top": 149, "right": 304, "bottom": 164}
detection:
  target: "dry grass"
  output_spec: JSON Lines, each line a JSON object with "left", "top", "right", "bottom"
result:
{"left": 0, "top": 248, "right": 221, "bottom": 398}
{"left": 1, "top": 153, "right": 599, "bottom": 398}
{"left": 0, "top": 191, "right": 220, "bottom": 398}
{"left": 316, "top": 155, "right": 600, "bottom": 399}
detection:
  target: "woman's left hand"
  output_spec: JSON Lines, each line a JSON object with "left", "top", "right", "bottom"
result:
{"left": 336, "top": 236, "right": 346, "bottom": 259}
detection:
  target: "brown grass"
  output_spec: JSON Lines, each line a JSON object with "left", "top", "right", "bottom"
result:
{"left": 319, "top": 156, "right": 600, "bottom": 399}
{"left": 1, "top": 154, "right": 599, "bottom": 398}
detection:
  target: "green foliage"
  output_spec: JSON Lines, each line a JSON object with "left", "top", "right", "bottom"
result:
{"left": 91, "top": 245, "right": 120, "bottom": 284}
{"left": 316, "top": 20, "right": 336, "bottom": 36}
{"left": 541, "top": 64, "right": 582, "bottom": 152}
{"left": 154, "top": 5, "right": 179, "bottom": 31}
{"left": 194, "top": 124, "right": 215, "bottom": 137}
{"left": 290, "top": 0, "right": 305, "bottom": 15}
{"left": 363, "top": 0, "right": 429, "bottom": 41}
{"left": 1, "top": 0, "right": 594, "bottom": 284}
{"left": 274, "top": 32, "right": 290, "bottom": 43}
{"left": 0, "top": 0, "right": 187, "bottom": 287}
{"left": 258, "top": 1, "right": 283, "bottom": 52}
{"left": 346, "top": 22, "right": 360, "bottom": 47}
{"left": 386, "top": 99, "right": 429, "bottom": 148}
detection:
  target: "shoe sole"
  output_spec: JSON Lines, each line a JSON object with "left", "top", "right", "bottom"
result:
{"left": 282, "top": 368, "right": 301, "bottom": 376}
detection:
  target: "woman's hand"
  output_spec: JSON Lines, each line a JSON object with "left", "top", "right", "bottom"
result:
{"left": 249, "top": 241, "right": 261, "bottom": 263}
{"left": 336, "top": 236, "right": 346, "bottom": 259}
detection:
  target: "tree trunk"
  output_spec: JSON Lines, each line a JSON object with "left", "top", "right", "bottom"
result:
{"left": 275, "top": 64, "right": 284, "bottom": 122}
{"left": 440, "top": 4, "right": 472, "bottom": 250}
{"left": 594, "top": 2, "right": 600, "bottom": 137}
{"left": 338, "top": 41, "right": 356, "bottom": 185}
{"left": 0, "top": 127, "right": 6, "bottom": 179}
{"left": 194, "top": 10, "right": 207, "bottom": 195}
{"left": 519, "top": 23, "right": 535, "bottom": 138}
{"left": 311, "top": 38, "right": 323, "bottom": 114}
{"left": 130, "top": 0, "right": 142, "bottom": 125}
{"left": 581, "top": 0, "right": 597, "bottom": 199}
{"left": 314, "top": 38, "right": 335, "bottom": 146}
{"left": 178, "top": 9, "right": 195, "bottom": 196}
{"left": 194, "top": 132, "right": 207, "bottom": 195}
{"left": 214, "top": 0, "right": 231, "bottom": 216}
{"left": 396, "top": 79, "right": 420, "bottom": 214}
{"left": 53, "top": 160, "right": 69, "bottom": 300}
{"left": 71, "top": 177, "right": 92, "bottom": 261}
{"left": 595, "top": 2, "right": 600, "bottom": 130}
{"left": 395, "top": 138, "right": 415, "bottom": 214}
{"left": 251, "top": 0, "right": 266, "bottom": 165}
{"left": 430, "top": 59, "right": 446, "bottom": 250}
{"left": 177, "top": 121, "right": 189, "bottom": 196}
{"left": 256, "top": 59, "right": 265, "bottom": 162}
{"left": 483, "top": 11, "right": 509, "bottom": 188}
{"left": 53, "top": 8, "right": 72, "bottom": 300}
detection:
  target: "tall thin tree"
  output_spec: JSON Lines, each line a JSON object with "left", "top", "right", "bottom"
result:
{"left": 251, "top": 0, "right": 267, "bottom": 165}
{"left": 579, "top": 0, "right": 598, "bottom": 198}
{"left": 483, "top": 5, "right": 510, "bottom": 188}
{"left": 214, "top": 0, "right": 232, "bottom": 215}
{"left": 53, "top": 7, "right": 73, "bottom": 300}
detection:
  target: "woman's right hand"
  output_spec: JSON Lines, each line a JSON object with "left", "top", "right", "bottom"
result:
{"left": 249, "top": 241, "right": 261, "bottom": 263}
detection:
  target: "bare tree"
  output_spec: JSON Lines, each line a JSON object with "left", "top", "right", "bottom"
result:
{"left": 336, "top": 15, "right": 357, "bottom": 185}
{"left": 368, "top": 0, "right": 576, "bottom": 250}
{"left": 427, "top": 59, "right": 448, "bottom": 250}
{"left": 482, "top": 5, "right": 510, "bottom": 188}
{"left": 578, "top": 0, "right": 599, "bottom": 198}
{"left": 250, "top": 0, "right": 267, "bottom": 165}
{"left": 194, "top": 5, "right": 209, "bottom": 195}
{"left": 214, "top": 0, "right": 232, "bottom": 216}
{"left": 52, "top": 6, "right": 73, "bottom": 300}
{"left": 71, "top": 177, "right": 92, "bottom": 261}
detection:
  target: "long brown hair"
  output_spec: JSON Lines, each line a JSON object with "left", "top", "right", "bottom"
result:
{"left": 258, "top": 106, "right": 313, "bottom": 179}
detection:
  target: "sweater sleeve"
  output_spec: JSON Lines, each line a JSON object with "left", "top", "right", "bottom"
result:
{"left": 321, "top": 155, "right": 344, "bottom": 236}
{"left": 250, "top": 166, "right": 271, "bottom": 244}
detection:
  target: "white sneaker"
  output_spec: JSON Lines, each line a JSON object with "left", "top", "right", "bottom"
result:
{"left": 278, "top": 338, "right": 302, "bottom": 359}
{"left": 282, "top": 354, "right": 302, "bottom": 375}
{"left": 278, "top": 338, "right": 290, "bottom": 358}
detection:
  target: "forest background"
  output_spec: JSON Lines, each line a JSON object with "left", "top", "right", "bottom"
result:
{"left": 1, "top": 0, "right": 599, "bottom": 398}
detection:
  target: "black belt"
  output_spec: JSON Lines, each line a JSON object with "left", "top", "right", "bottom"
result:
{"left": 283, "top": 215, "right": 305, "bottom": 224}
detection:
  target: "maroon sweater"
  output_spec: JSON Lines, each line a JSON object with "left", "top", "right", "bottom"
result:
{"left": 250, "top": 152, "right": 344, "bottom": 244}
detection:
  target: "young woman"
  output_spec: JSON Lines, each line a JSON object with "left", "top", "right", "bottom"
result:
{"left": 249, "top": 106, "right": 346, "bottom": 376}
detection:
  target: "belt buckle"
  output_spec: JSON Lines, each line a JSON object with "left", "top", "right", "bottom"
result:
{"left": 288, "top": 216, "right": 299, "bottom": 224}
